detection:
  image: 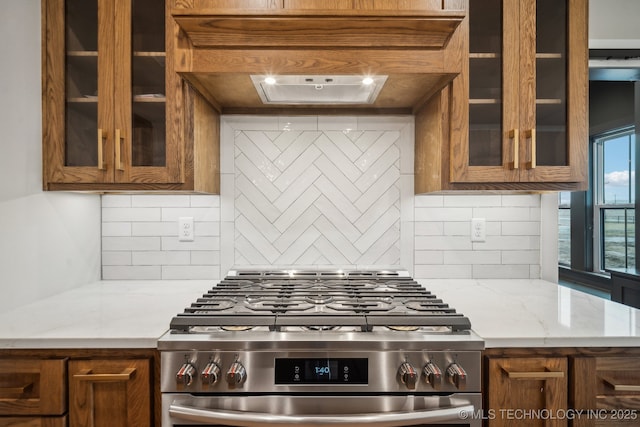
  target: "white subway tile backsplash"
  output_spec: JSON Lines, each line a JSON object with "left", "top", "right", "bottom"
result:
{"left": 101, "top": 117, "right": 545, "bottom": 281}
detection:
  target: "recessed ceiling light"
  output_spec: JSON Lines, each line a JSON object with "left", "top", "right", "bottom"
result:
{"left": 362, "top": 77, "right": 374, "bottom": 85}
{"left": 264, "top": 77, "right": 277, "bottom": 85}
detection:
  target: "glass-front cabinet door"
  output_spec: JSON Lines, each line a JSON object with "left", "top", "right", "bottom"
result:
{"left": 44, "top": 0, "right": 178, "bottom": 187}
{"left": 455, "top": 0, "right": 587, "bottom": 185}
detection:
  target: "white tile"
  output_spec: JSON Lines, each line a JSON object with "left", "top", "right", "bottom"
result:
{"left": 161, "top": 236, "right": 219, "bottom": 251}
{"left": 102, "top": 207, "right": 161, "bottom": 222}
{"left": 315, "top": 134, "right": 361, "bottom": 181}
{"left": 102, "top": 236, "right": 161, "bottom": 251}
{"left": 132, "top": 195, "right": 190, "bottom": 207}
{"left": 220, "top": 172, "right": 235, "bottom": 222}
{"left": 132, "top": 222, "right": 175, "bottom": 236}
{"left": 443, "top": 250, "right": 501, "bottom": 265}
{"left": 472, "top": 207, "right": 531, "bottom": 222}
{"left": 355, "top": 168, "right": 399, "bottom": 212}
{"left": 195, "top": 222, "right": 220, "bottom": 236}
{"left": 191, "top": 251, "right": 220, "bottom": 265}
{"left": 102, "top": 265, "right": 161, "bottom": 280}
{"left": 190, "top": 195, "right": 220, "bottom": 207}
{"left": 414, "top": 195, "right": 444, "bottom": 208}
{"left": 354, "top": 210, "right": 399, "bottom": 253}
{"left": 414, "top": 265, "right": 472, "bottom": 279}
{"left": 101, "top": 195, "right": 131, "bottom": 208}
{"left": 355, "top": 187, "right": 400, "bottom": 233}
{"left": 278, "top": 116, "right": 318, "bottom": 131}
{"left": 398, "top": 120, "right": 414, "bottom": 174}
{"left": 415, "top": 207, "right": 472, "bottom": 222}
{"left": 318, "top": 116, "right": 357, "bottom": 130}
{"left": 102, "top": 222, "right": 131, "bottom": 237}
{"left": 132, "top": 251, "right": 191, "bottom": 266}
{"left": 241, "top": 131, "right": 282, "bottom": 162}
{"left": 357, "top": 115, "right": 412, "bottom": 131}
{"left": 102, "top": 251, "right": 132, "bottom": 266}
{"left": 415, "top": 236, "right": 472, "bottom": 251}
{"left": 414, "top": 250, "right": 444, "bottom": 264}
{"left": 273, "top": 145, "right": 322, "bottom": 192}
{"left": 415, "top": 222, "right": 444, "bottom": 235}
{"left": 327, "top": 130, "right": 366, "bottom": 162}
{"left": 501, "top": 194, "right": 541, "bottom": 207}
{"left": 443, "top": 195, "right": 502, "bottom": 207}
{"left": 400, "top": 175, "right": 414, "bottom": 222}
{"left": 235, "top": 153, "right": 281, "bottom": 201}
{"left": 400, "top": 220, "right": 414, "bottom": 275}
{"left": 162, "top": 265, "right": 218, "bottom": 280}
{"left": 502, "top": 250, "right": 540, "bottom": 265}
{"left": 471, "top": 236, "right": 533, "bottom": 251}
{"left": 220, "top": 120, "right": 235, "bottom": 174}
{"left": 223, "top": 115, "right": 279, "bottom": 131}
{"left": 501, "top": 221, "right": 541, "bottom": 236}
{"left": 161, "top": 207, "right": 220, "bottom": 222}
{"left": 355, "top": 146, "right": 399, "bottom": 192}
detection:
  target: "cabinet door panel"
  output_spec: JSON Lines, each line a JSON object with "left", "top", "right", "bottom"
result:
{"left": 0, "top": 359, "right": 66, "bottom": 416}
{"left": 487, "top": 357, "right": 567, "bottom": 427}
{"left": 69, "top": 359, "right": 151, "bottom": 427}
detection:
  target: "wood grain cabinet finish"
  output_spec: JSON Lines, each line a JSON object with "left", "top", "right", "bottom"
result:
{"left": 0, "top": 359, "right": 66, "bottom": 417}
{"left": 69, "top": 358, "right": 152, "bottom": 427}
{"left": 416, "top": 0, "right": 588, "bottom": 192}
{"left": 572, "top": 356, "right": 640, "bottom": 427}
{"left": 485, "top": 357, "right": 568, "bottom": 427}
{"left": 0, "top": 418, "right": 67, "bottom": 427}
{"left": 42, "top": 0, "right": 219, "bottom": 192}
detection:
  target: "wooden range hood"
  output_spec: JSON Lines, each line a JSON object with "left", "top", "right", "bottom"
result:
{"left": 170, "top": 5, "right": 468, "bottom": 115}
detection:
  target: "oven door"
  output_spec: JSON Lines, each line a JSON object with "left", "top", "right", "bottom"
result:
{"left": 162, "top": 393, "right": 482, "bottom": 427}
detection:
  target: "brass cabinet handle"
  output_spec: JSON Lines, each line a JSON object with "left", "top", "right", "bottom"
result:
{"left": 0, "top": 383, "right": 33, "bottom": 397}
{"left": 73, "top": 367, "right": 136, "bottom": 382}
{"left": 508, "top": 129, "right": 519, "bottom": 169}
{"left": 526, "top": 129, "right": 537, "bottom": 169}
{"left": 602, "top": 376, "right": 640, "bottom": 392}
{"left": 502, "top": 367, "right": 564, "bottom": 380}
{"left": 97, "top": 128, "right": 106, "bottom": 170}
{"left": 115, "top": 128, "right": 124, "bottom": 171}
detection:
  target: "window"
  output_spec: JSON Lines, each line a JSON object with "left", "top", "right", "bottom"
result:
{"left": 593, "top": 127, "right": 636, "bottom": 271}
{"left": 558, "top": 192, "right": 571, "bottom": 266}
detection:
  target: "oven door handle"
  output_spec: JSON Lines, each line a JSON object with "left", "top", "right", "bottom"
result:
{"left": 169, "top": 403, "right": 475, "bottom": 426}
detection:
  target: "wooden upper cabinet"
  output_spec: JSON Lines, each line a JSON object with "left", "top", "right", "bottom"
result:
{"left": 450, "top": 0, "right": 588, "bottom": 190}
{"left": 69, "top": 358, "right": 152, "bottom": 427}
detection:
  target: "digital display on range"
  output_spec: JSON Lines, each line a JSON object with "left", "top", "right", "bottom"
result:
{"left": 275, "top": 358, "right": 368, "bottom": 384}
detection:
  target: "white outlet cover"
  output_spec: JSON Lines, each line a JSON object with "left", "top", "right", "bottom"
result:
{"left": 471, "top": 218, "right": 486, "bottom": 242}
{"left": 179, "top": 217, "right": 194, "bottom": 242}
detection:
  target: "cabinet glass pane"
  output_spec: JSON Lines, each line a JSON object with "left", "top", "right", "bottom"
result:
{"left": 131, "top": 0, "right": 166, "bottom": 167}
{"left": 65, "top": 0, "right": 98, "bottom": 167}
{"left": 469, "top": 0, "right": 502, "bottom": 167}
{"left": 536, "top": 0, "right": 568, "bottom": 166}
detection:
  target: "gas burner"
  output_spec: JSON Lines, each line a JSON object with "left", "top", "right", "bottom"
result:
{"left": 387, "top": 325, "right": 420, "bottom": 332}
{"left": 326, "top": 298, "right": 394, "bottom": 312}
{"left": 221, "top": 325, "right": 254, "bottom": 332}
{"left": 305, "top": 295, "right": 334, "bottom": 305}
{"left": 304, "top": 325, "right": 338, "bottom": 331}
{"left": 191, "top": 298, "right": 236, "bottom": 313}
{"left": 258, "top": 281, "right": 315, "bottom": 290}
{"left": 405, "top": 300, "right": 453, "bottom": 313}
{"left": 244, "top": 298, "right": 314, "bottom": 313}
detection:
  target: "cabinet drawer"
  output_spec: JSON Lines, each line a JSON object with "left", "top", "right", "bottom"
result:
{"left": 0, "top": 416, "right": 67, "bottom": 427}
{"left": 0, "top": 359, "right": 66, "bottom": 416}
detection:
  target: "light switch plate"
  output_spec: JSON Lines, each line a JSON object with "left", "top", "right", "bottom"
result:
{"left": 179, "top": 217, "right": 194, "bottom": 241}
{"left": 471, "top": 218, "right": 486, "bottom": 242}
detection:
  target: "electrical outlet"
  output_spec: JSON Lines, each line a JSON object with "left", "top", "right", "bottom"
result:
{"left": 178, "top": 217, "right": 194, "bottom": 242}
{"left": 471, "top": 218, "right": 486, "bottom": 242}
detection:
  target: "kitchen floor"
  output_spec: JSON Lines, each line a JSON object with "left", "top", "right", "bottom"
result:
{"left": 558, "top": 280, "right": 611, "bottom": 300}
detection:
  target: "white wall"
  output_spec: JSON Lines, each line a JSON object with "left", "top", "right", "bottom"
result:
{"left": 589, "top": 0, "right": 640, "bottom": 48}
{"left": 0, "top": 0, "right": 101, "bottom": 311}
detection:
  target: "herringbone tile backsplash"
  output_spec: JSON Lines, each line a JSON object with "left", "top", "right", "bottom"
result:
{"left": 102, "top": 116, "right": 546, "bottom": 280}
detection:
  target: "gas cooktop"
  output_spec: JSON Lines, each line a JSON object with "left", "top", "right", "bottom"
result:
{"left": 167, "top": 269, "right": 472, "bottom": 334}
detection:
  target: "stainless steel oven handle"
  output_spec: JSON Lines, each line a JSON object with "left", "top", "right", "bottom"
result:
{"left": 169, "top": 403, "right": 475, "bottom": 426}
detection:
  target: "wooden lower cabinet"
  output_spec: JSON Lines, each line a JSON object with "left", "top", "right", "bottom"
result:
{"left": 69, "top": 359, "right": 152, "bottom": 427}
{"left": 0, "top": 349, "right": 158, "bottom": 427}
{"left": 572, "top": 356, "right": 640, "bottom": 427}
{"left": 485, "top": 356, "right": 568, "bottom": 427}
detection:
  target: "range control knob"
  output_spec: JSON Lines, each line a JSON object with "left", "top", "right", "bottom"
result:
{"left": 446, "top": 363, "right": 467, "bottom": 390}
{"left": 201, "top": 362, "right": 221, "bottom": 385}
{"left": 423, "top": 361, "right": 443, "bottom": 390}
{"left": 176, "top": 362, "right": 197, "bottom": 387}
{"left": 226, "top": 361, "right": 247, "bottom": 387}
{"left": 398, "top": 361, "right": 418, "bottom": 389}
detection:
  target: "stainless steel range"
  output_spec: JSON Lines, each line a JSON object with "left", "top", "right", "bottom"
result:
{"left": 159, "top": 270, "right": 484, "bottom": 427}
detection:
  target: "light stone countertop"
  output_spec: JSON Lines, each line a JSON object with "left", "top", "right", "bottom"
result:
{"left": 0, "top": 279, "right": 638, "bottom": 349}
{"left": 419, "top": 278, "right": 640, "bottom": 348}
{"left": 0, "top": 280, "right": 212, "bottom": 349}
